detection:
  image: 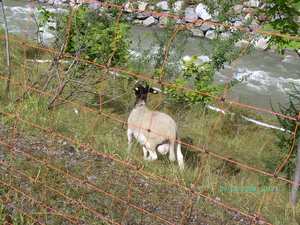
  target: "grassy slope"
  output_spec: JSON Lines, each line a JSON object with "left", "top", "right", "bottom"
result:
{"left": 0, "top": 32, "right": 299, "bottom": 224}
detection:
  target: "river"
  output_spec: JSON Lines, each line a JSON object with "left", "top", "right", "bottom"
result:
{"left": 1, "top": 0, "right": 299, "bottom": 115}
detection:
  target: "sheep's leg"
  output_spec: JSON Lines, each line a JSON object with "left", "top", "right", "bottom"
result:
{"left": 168, "top": 140, "right": 176, "bottom": 162}
{"left": 143, "top": 146, "right": 148, "bottom": 160}
{"left": 146, "top": 149, "right": 158, "bottom": 162}
{"left": 145, "top": 143, "right": 157, "bottom": 161}
{"left": 127, "top": 128, "right": 133, "bottom": 151}
{"left": 157, "top": 144, "right": 169, "bottom": 155}
{"left": 176, "top": 141, "right": 184, "bottom": 170}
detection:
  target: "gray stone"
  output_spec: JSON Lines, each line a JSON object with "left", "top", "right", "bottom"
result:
{"left": 185, "top": 6, "right": 195, "bottom": 14}
{"left": 156, "top": 1, "right": 170, "bottom": 11}
{"left": 185, "top": 11, "right": 198, "bottom": 23}
{"left": 244, "top": 0, "right": 261, "bottom": 8}
{"left": 200, "top": 22, "right": 215, "bottom": 31}
{"left": 195, "top": 3, "right": 212, "bottom": 21}
{"left": 233, "top": 4, "right": 244, "bottom": 14}
{"left": 133, "top": 19, "right": 144, "bottom": 25}
{"left": 233, "top": 20, "right": 244, "bottom": 28}
{"left": 191, "top": 29, "right": 204, "bottom": 37}
{"left": 138, "top": 2, "right": 148, "bottom": 11}
{"left": 143, "top": 16, "right": 158, "bottom": 26}
{"left": 234, "top": 40, "right": 248, "bottom": 48}
{"left": 174, "top": 1, "right": 184, "bottom": 13}
{"left": 137, "top": 12, "right": 152, "bottom": 20}
{"left": 205, "top": 30, "right": 215, "bottom": 39}
{"left": 255, "top": 37, "right": 270, "bottom": 51}
{"left": 159, "top": 16, "right": 168, "bottom": 26}
{"left": 220, "top": 32, "right": 230, "bottom": 40}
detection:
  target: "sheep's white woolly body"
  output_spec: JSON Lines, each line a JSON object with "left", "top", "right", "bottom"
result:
{"left": 127, "top": 83, "right": 184, "bottom": 170}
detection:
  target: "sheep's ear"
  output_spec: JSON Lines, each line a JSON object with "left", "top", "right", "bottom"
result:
{"left": 134, "top": 87, "right": 139, "bottom": 91}
{"left": 149, "top": 88, "right": 158, "bottom": 94}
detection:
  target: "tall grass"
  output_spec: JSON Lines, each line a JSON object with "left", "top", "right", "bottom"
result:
{"left": 0, "top": 32, "right": 299, "bottom": 224}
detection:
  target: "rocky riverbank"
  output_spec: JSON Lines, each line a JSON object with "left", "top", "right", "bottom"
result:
{"left": 30, "top": 0, "right": 279, "bottom": 51}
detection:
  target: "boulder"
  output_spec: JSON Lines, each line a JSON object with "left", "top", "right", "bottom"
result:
{"left": 185, "top": 11, "right": 198, "bottom": 23}
{"left": 143, "top": 16, "right": 158, "bottom": 26}
{"left": 185, "top": 6, "right": 195, "bottom": 14}
{"left": 244, "top": 0, "right": 260, "bottom": 8}
{"left": 138, "top": 2, "right": 147, "bottom": 11}
{"left": 174, "top": 1, "right": 184, "bottom": 13}
{"left": 195, "top": 3, "right": 212, "bottom": 21}
{"left": 156, "top": 1, "right": 170, "bottom": 11}
{"left": 137, "top": 12, "right": 152, "bottom": 19}
{"left": 235, "top": 40, "right": 249, "bottom": 48}
{"left": 159, "top": 16, "right": 168, "bottom": 26}
{"left": 255, "top": 37, "right": 270, "bottom": 51}
{"left": 220, "top": 32, "right": 230, "bottom": 40}
{"left": 133, "top": 19, "right": 144, "bottom": 25}
{"left": 205, "top": 30, "right": 215, "bottom": 39}
{"left": 233, "top": 5, "right": 244, "bottom": 14}
{"left": 200, "top": 22, "right": 215, "bottom": 31}
{"left": 191, "top": 28, "right": 204, "bottom": 37}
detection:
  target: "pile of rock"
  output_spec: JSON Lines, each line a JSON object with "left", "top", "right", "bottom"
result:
{"left": 125, "top": 0, "right": 272, "bottom": 50}
{"left": 36, "top": 0, "right": 273, "bottom": 50}
{"left": 36, "top": 0, "right": 69, "bottom": 5}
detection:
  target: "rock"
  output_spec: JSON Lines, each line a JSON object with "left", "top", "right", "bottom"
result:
{"left": 138, "top": 2, "right": 148, "bottom": 11}
{"left": 258, "top": 13, "right": 267, "bottom": 22}
{"left": 255, "top": 37, "right": 270, "bottom": 51}
{"left": 233, "top": 20, "right": 244, "bottom": 28}
{"left": 186, "top": 23, "right": 195, "bottom": 30}
{"left": 294, "top": 16, "right": 300, "bottom": 23}
{"left": 152, "top": 13, "right": 161, "bottom": 19}
{"left": 185, "top": 6, "right": 195, "bottom": 14}
{"left": 243, "top": 8, "right": 255, "bottom": 15}
{"left": 137, "top": 12, "right": 152, "bottom": 19}
{"left": 220, "top": 32, "right": 230, "bottom": 40}
{"left": 48, "top": 0, "right": 55, "bottom": 4}
{"left": 158, "top": 16, "right": 168, "bottom": 26}
{"left": 244, "top": 13, "right": 252, "bottom": 21}
{"left": 191, "top": 28, "right": 204, "bottom": 37}
{"left": 174, "top": 1, "right": 184, "bottom": 13}
{"left": 185, "top": 11, "right": 198, "bottom": 23}
{"left": 244, "top": 0, "right": 261, "bottom": 8}
{"left": 133, "top": 19, "right": 143, "bottom": 25}
{"left": 234, "top": 40, "right": 248, "bottom": 48}
{"left": 200, "top": 22, "right": 215, "bottom": 31}
{"left": 195, "top": 3, "right": 212, "bottom": 21}
{"left": 251, "top": 18, "right": 260, "bottom": 26}
{"left": 156, "top": 1, "right": 170, "bottom": 11}
{"left": 124, "top": 1, "right": 147, "bottom": 12}
{"left": 143, "top": 16, "right": 158, "bottom": 26}
{"left": 205, "top": 30, "right": 215, "bottom": 39}
{"left": 194, "top": 21, "right": 203, "bottom": 27}
{"left": 233, "top": 5, "right": 244, "bottom": 14}
{"left": 124, "top": 2, "right": 133, "bottom": 12}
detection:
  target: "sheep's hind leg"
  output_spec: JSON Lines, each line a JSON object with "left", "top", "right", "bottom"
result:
{"left": 127, "top": 129, "right": 133, "bottom": 151}
{"left": 146, "top": 150, "right": 158, "bottom": 162}
{"left": 143, "top": 146, "right": 148, "bottom": 160}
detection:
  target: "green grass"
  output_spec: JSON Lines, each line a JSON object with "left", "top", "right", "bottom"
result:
{"left": 1, "top": 32, "right": 300, "bottom": 224}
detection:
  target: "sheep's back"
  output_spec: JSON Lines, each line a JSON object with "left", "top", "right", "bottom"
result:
{"left": 128, "top": 108, "right": 177, "bottom": 142}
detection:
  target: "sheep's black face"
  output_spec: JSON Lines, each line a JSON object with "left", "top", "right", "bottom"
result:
{"left": 134, "top": 83, "right": 158, "bottom": 105}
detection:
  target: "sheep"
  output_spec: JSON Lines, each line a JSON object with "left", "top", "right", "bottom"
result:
{"left": 127, "top": 82, "right": 184, "bottom": 170}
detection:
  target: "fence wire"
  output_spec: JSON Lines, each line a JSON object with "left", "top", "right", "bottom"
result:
{"left": 0, "top": 1, "right": 299, "bottom": 225}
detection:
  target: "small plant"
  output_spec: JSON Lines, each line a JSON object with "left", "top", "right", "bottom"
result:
{"left": 166, "top": 54, "right": 250, "bottom": 106}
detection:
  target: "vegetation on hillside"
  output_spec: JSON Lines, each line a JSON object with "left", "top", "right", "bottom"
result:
{"left": 0, "top": 0, "right": 299, "bottom": 224}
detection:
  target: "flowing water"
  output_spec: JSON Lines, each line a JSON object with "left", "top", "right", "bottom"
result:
{"left": 1, "top": 0, "right": 299, "bottom": 115}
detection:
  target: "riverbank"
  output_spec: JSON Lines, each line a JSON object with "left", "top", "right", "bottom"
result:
{"left": 27, "top": 0, "right": 274, "bottom": 51}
